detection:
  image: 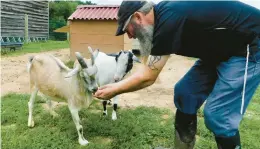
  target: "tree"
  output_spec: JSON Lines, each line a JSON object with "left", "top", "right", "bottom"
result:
{"left": 49, "top": 1, "right": 96, "bottom": 40}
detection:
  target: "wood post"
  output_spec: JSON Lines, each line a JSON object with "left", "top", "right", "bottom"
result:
{"left": 24, "top": 14, "right": 28, "bottom": 43}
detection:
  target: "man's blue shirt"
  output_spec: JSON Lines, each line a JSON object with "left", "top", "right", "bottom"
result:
{"left": 151, "top": 1, "right": 260, "bottom": 61}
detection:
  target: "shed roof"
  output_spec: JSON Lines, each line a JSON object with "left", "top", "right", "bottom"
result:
{"left": 68, "top": 5, "right": 119, "bottom": 21}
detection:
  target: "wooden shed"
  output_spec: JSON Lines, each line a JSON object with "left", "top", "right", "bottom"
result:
{"left": 1, "top": 1, "right": 49, "bottom": 42}
{"left": 67, "top": 5, "right": 140, "bottom": 60}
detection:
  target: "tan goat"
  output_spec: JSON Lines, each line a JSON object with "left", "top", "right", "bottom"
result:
{"left": 27, "top": 52, "right": 98, "bottom": 145}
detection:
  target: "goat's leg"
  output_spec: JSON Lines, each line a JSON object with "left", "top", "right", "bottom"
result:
{"left": 68, "top": 104, "right": 89, "bottom": 145}
{"left": 107, "top": 100, "right": 112, "bottom": 105}
{"left": 28, "top": 87, "right": 38, "bottom": 127}
{"left": 102, "top": 100, "right": 108, "bottom": 116}
{"left": 41, "top": 94, "right": 59, "bottom": 117}
{"left": 112, "top": 96, "right": 119, "bottom": 120}
{"left": 46, "top": 98, "right": 59, "bottom": 117}
{"left": 39, "top": 93, "right": 59, "bottom": 117}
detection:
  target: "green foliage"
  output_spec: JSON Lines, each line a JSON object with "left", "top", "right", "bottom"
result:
{"left": 49, "top": 1, "right": 95, "bottom": 41}
{"left": 1, "top": 40, "right": 69, "bottom": 57}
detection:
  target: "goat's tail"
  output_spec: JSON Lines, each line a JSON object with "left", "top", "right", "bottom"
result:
{"left": 27, "top": 56, "right": 34, "bottom": 73}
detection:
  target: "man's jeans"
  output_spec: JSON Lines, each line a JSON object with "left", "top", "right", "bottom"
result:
{"left": 174, "top": 38, "right": 260, "bottom": 137}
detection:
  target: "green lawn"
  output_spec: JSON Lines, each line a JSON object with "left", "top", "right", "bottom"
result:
{"left": 1, "top": 40, "right": 69, "bottom": 57}
{"left": 1, "top": 87, "right": 260, "bottom": 149}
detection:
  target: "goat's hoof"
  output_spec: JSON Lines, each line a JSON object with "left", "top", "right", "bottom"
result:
{"left": 79, "top": 139, "right": 89, "bottom": 146}
{"left": 103, "top": 111, "right": 107, "bottom": 116}
{"left": 28, "top": 120, "right": 35, "bottom": 127}
{"left": 112, "top": 111, "right": 117, "bottom": 120}
{"left": 112, "top": 115, "right": 117, "bottom": 121}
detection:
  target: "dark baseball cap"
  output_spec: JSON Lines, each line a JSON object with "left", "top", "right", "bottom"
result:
{"left": 115, "top": 0, "right": 148, "bottom": 36}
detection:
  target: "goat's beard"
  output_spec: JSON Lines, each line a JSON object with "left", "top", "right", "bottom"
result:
{"left": 132, "top": 22, "right": 154, "bottom": 57}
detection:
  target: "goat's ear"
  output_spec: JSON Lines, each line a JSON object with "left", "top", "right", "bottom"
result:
{"left": 65, "top": 64, "right": 80, "bottom": 78}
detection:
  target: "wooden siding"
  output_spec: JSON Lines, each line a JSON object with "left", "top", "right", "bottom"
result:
{"left": 1, "top": 1, "right": 49, "bottom": 38}
{"left": 69, "top": 20, "right": 125, "bottom": 60}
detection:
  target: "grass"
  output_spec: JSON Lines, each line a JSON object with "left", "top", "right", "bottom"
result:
{"left": 65, "top": 60, "right": 75, "bottom": 69}
{"left": 1, "top": 40, "right": 69, "bottom": 57}
{"left": 1, "top": 87, "right": 260, "bottom": 149}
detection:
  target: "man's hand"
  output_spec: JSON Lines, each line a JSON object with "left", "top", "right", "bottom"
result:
{"left": 94, "top": 83, "right": 119, "bottom": 100}
{"left": 94, "top": 55, "right": 170, "bottom": 100}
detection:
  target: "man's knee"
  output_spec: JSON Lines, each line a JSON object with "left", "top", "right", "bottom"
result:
{"left": 174, "top": 80, "right": 204, "bottom": 114}
{"left": 174, "top": 80, "right": 189, "bottom": 110}
{"left": 204, "top": 106, "right": 240, "bottom": 137}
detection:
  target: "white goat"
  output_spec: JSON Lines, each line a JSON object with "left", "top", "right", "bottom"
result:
{"left": 27, "top": 52, "right": 98, "bottom": 145}
{"left": 87, "top": 46, "right": 140, "bottom": 120}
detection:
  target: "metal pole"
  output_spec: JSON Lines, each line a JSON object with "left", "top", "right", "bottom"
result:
{"left": 67, "top": 21, "right": 70, "bottom": 41}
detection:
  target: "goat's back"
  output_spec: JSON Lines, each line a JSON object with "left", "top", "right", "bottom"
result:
{"left": 28, "top": 54, "right": 71, "bottom": 99}
{"left": 95, "top": 52, "right": 117, "bottom": 85}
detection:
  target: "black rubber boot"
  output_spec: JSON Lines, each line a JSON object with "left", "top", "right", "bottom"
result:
{"left": 215, "top": 131, "right": 241, "bottom": 149}
{"left": 174, "top": 109, "right": 197, "bottom": 149}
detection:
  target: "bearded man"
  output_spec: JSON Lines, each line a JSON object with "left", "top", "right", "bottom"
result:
{"left": 94, "top": 1, "right": 260, "bottom": 149}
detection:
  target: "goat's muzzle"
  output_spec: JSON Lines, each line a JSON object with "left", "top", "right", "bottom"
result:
{"left": 92, "top": 88, "right": 98, "bottom": 93}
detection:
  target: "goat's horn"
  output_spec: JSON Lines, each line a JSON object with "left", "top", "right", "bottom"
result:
{"left": 88, "top": 46, "right": 93, "bottom": 54}
{"left": 91, "top": 53, "right": 95, "bottom": 65}
{"left": 88, "top": 46, "right": 96, "bottom": 65}
{"left": 75, "top": 52, "right": 88, "bottom": 69}
{"left": 87, "top": 46, "right": 95, "bottom": 65}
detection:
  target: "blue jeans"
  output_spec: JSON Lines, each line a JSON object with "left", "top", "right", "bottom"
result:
{"left": 174, "top": 38, "right": 260, "bottom": 137}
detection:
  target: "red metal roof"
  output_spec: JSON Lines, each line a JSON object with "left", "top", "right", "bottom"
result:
{"left": 68, "top": 5, "right": 119, "bottom": 21}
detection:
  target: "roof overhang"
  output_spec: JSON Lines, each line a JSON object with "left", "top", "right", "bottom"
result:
{"left": 54, "top": 25, "right": 70, "bottom": 33}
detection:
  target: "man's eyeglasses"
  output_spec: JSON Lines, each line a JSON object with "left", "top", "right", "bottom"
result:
{"left": 122, "top": 14, "right": 134, "bottom": 32}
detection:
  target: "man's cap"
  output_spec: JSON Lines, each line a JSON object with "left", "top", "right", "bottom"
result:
{"left": 115, "top": 0, "right": 148, "bottom": 36}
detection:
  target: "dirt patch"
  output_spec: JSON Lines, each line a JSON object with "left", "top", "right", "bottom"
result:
{"left": 1, "top": 49, "right": 70, "bottom": 96}
{"left": 91, "top": 136, "right": 113, "bottom": 145}
{"left": 161, "top": 114, "right": 170, "bottom": 120}
{"left": 118, "top": 55, "right": 195, "bottom": 110}
{"left": 1, "top": 49, "right": 195, "bottom": 110}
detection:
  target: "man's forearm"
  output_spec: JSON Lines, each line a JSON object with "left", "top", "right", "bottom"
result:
{"left": 113, "top": 55, "right": 169, "bottom": 96}
{"left": 116, "top": 66, "right": 155, "bottom": 94}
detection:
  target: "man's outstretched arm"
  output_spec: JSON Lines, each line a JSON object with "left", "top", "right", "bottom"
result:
{"left": 94, "top": 55, "right": 170, "bottom": 100}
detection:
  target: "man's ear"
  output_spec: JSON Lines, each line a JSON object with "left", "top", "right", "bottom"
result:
{"left": 133, "top": 12, "right": 143, "bottom": 24}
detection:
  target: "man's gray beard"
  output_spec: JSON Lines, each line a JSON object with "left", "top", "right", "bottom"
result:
{"left": 133, "top": 23, "right": 154, "bottom": 57}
